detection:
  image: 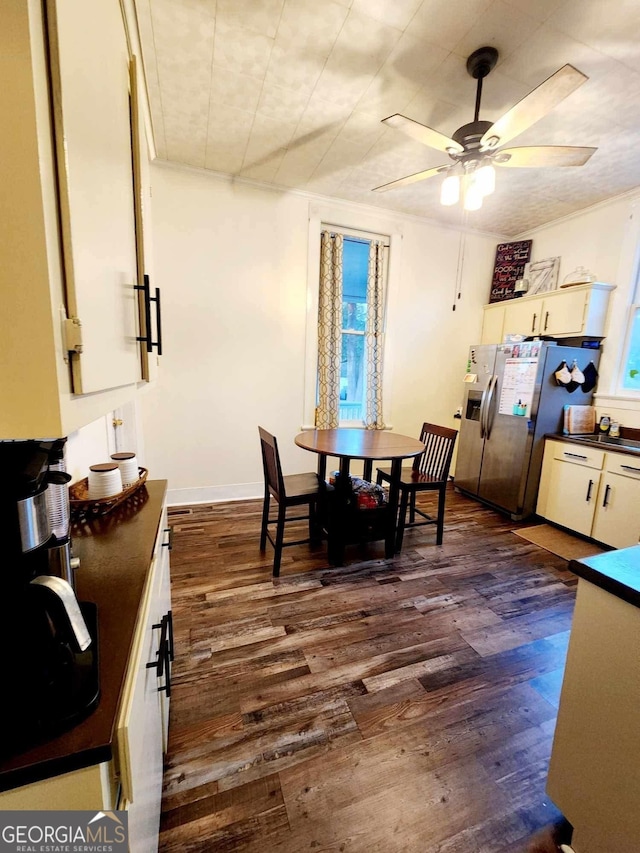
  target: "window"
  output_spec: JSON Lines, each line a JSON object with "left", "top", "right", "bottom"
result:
{"left": 614, "top": 201, "right": 640, "bottom": 398}
{"left": 303, "top": 206, "right": 402, "bottom": 430}
{"left": 340, "top": 237, "right": 369, "bottom": 422}
{"left": 315, "top": 227, "right": 389, "bottom": 428}
{"left": 619, "top": 306, "right": 640, "bottom": 394}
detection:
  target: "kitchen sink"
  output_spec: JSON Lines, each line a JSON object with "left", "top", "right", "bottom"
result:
{"left": 571, "top": 434, "right": 640, "bottom": 451}
{"left": 594, "top": 434, "right": 640, "bottom": 449}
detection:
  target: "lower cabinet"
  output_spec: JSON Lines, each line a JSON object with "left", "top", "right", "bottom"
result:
{"left": 117, "top": 503, "right": 173, "bottom": 849}
{"left": 0, "top": 492, "right": 172, "bottom": 853}
{"left": 537, "top": 440, "right": 640, "bottom": 549}
{"left": 591, "top": 461, "right": 640, "bottom": 548}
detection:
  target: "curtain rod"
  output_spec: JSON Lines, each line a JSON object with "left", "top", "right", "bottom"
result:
{"left": 326, "top": 233, "right": 390, "bottom": 249}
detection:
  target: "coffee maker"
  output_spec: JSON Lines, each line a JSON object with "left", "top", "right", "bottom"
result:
{"left": 0, "top": 440, "right": 99, "bottom": 757}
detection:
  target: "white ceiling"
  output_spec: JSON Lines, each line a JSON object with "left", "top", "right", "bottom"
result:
{"left": 134, "top": 0, "right": 640, "bottom": 236}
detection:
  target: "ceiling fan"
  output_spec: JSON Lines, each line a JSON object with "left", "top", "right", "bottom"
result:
{"left": 373, "top": 47, "right": 597, "bottom": 210}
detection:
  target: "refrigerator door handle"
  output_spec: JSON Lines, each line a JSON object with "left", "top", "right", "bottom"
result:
{"left": 485, "top": 375, "right": 499, "bottom": 439}
{"left": 480, "top": 386, "right": 493, "bottom": 438}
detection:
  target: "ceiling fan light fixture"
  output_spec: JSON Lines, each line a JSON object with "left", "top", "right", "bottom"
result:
{"left": 374, "top": 47, "right": 596, "bottom": 208}
{"left": 463, "top": 178, "right": 484, "bottom": 211}
{"left": 441, "top": 172, "right": 460, "bottom": 206}
{"left": 476, "top": 162, "right": 496, "bottom": 196}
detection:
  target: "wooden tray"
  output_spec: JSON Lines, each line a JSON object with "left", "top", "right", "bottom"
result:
{"left": 70, "top": 467, "right": 148, "bottom": 517}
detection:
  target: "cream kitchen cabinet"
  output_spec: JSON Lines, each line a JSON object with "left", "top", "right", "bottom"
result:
{"left": 481, "top": 283, "right": 614, "bottom": 344}
{"left": 537, "top": 441, "right": 603, "bottom": 536}
{"left": 590, "top": 455, "right": 640, "bottom": 549}
{"left": 537, "top": 440, "right": 640, "bottom": 549}
{"left": 0, "top": 0, "right": 155, "bottom": 439}
{"left": 0, "top": 482, "right": 172, "bottom": 853}
{"left": 117, "top": 505, "right": 173, "bottom": 850}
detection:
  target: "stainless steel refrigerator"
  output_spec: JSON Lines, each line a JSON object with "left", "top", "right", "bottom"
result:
{"left": 455, "top": 340, "right": 600, "bottom": 520}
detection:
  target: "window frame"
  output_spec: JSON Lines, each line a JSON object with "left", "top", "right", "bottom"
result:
{"left": 613, "top": 201, "right": 640, "bottom": 399}
{"left": 302, "top": 204, "right": 403, "bottom": 429}
{"left": 616, "top": 303, "right": 640, "bottom": 398}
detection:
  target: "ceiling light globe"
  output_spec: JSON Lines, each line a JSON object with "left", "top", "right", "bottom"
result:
{"left": 464, "top": 182, "right": 483, "bottom": 211}
{"left": 476, "top": 163, "right": 496, "bottom": 196}
{"left": 441, "top": 174, "right": 460, "bottom": 206}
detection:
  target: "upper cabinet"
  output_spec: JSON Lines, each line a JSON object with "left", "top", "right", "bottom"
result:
{"left": 0, "top": 0, "right": 156, "bottom": 439}
{"left": 481, "top": 283, "right": 615, "bottom": 344}
{"left": 47, "top": 0, "right": 140, "bottom": 395}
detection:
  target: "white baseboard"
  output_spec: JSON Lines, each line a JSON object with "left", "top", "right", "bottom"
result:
{"left": 168, "top": 482, "right": 263, "bottom": 507}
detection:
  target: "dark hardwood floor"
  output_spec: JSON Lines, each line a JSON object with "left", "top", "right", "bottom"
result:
{"left": 159, "top": 486, "right": 577, "bottom": 852}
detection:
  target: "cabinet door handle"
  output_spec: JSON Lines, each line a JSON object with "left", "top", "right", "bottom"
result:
{"left": 621, "top": 464, "right": 640, "bottom": 473}
{"left": 135, "top": 274, "right": 153, "bottom": 353}
{"left": 531, "top": 313, "right": 537, "bottom": 333}
{"left": 564, "top": 452, "right": 588, "bottom": 460}
{"left": 586, "top": 479, "right": 593, "bottom": 502}
{"left": 159, "top": 640, "right": 172, "bottom": 698}
{"left": 544, "top": 311, "right": 550, "bottom": 332}
{"left": 150, "top": 285, "right": 163, "bottom": 356}
{"left": 136, "top": 275, "right": 163, "bottom": 355}
{"left": 166, "top": 609, "right": 174, "bottom": 662}
{"left": 602, "top": 484, "right": 611, "bottom": 507}
{"left": 163, "top": 526, "right": 173, "bottom": 551}
{"left": 148, "top": 614, "right": 169, "bottom": 676}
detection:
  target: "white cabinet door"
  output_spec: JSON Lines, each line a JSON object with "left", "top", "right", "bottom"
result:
{"left": 545, "top": 460, "right": 600, "bottom": 536}
{"left": 503, "top": 298, "right": 541, "bottom": 337}
{"left": 153, "top": 507, "right": 173, "bottom": 752}
{"left": 481, "top": 304, "right": 505, "bottom": 344}
{"left": 539, "top": 289, "right": 587, "bottom": 336}
{"left": 117, "top": 576, "right": 164, "bottom": 852}
{"left": 592, "top": 472, "right": 640, "bottom": 549}
{"left": 47, "top": 0, "right": 140, "bottom": 394}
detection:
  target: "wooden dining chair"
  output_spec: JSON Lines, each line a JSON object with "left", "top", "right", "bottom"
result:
{"left": 258, "top": 426, "right": 323, "bottom": 577}
{"left": 376, "top": 422, "right": 458, "bottom": 551}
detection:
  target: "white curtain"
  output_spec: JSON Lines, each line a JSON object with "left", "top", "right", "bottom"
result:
{"left": 364, "top": 240, "right": 386, "bottom": 429}
{"left": 316, "top": 231, "right": 343, "bottom": 429}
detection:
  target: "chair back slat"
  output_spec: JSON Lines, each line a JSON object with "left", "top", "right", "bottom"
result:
{"left": 259, "top": 426, "right": 286, "bottom": 499}
{"left": 414, "top": 422, "right": 457, "bottom": 481}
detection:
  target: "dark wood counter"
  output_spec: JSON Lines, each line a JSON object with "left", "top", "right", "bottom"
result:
{"left": 569, "top": 544, "right": 640, "bottom": 609}
{"left": 545, "top": 432, "right": 640, "bottom": 459}
{"left": 0, "top": 480, "right": 167, "bottom": 793}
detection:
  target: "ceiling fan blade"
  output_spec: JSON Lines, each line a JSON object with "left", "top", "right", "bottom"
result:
{"left": 494, "top": 145, "right": 597, "bottom": 168}
{"left": 480, "top": 65, "right": 588, "bottom": 152}
{"left": 372, "top": 164, "right": 450, "bottom": 193}
{"left": 382, "top": 114, "right": 464, "bottom": 155}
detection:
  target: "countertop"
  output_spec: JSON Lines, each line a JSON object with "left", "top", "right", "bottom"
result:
{"left": 0, "top": 479, "right": 167, "bottom": 793}
{"left": 569, "top": 545, "right": 640, "bottom": 609}
{"left": 545, "top": 432, "right": 640, "bottom": 458}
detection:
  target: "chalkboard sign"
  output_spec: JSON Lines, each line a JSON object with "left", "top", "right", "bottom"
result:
{"left": 489, "top": 240, "right": 532, "bottom": 303}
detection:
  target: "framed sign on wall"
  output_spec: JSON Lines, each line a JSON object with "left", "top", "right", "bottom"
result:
{"left": 489, "top": 240, "right": 533, "bottom": 303}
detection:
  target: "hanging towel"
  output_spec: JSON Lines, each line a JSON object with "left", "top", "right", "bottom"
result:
{"left": 563, "top": 359, "right": 584, "bottom": 394}
{"left": 581, "top": 360, "right": 599, "bottom": 393}
{"left": 554, "top": 361, "right": 572, "bottom": 386}
{"left": 570, "top": 361, "right": 585, "bottom": 384}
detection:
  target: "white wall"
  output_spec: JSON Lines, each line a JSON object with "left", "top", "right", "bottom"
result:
{"left": 138, "top": 164, "right": 497, "bottom": 504}
{"left": 520, "top": 193, "right": 640, "bottom": 427}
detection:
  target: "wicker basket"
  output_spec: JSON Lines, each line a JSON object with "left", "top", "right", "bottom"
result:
{"left": 70, "top": 467, "right": 148, "bottom": 517}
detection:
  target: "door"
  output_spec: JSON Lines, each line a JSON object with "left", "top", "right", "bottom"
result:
{"left": 539, "top": 289, "right": 587, "bottom": 336}
{"left": 503, "top": 297, "right": 540, "bottom": 337}
{"left": 47, "top": 0, "right": 140, "bottom": 394}
{"left": 592, "top": 472, "right": 640, "bottom": 548}
{"left": 545, "top": 460, "right": 600, "bottom": 536}
{"left": 454, "top": 345, "right": 496, "bottom": 496}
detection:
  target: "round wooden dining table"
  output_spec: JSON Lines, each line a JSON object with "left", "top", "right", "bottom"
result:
{"left": 295, "top": 428, "right": 425, "bottom": 562}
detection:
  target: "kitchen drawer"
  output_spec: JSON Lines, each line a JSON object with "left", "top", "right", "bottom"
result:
{"left": 605, "top": 453, "right": 640, "bottom": 479}
{"left": 553, "top": 443, "right": 604, "bottom": 470}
